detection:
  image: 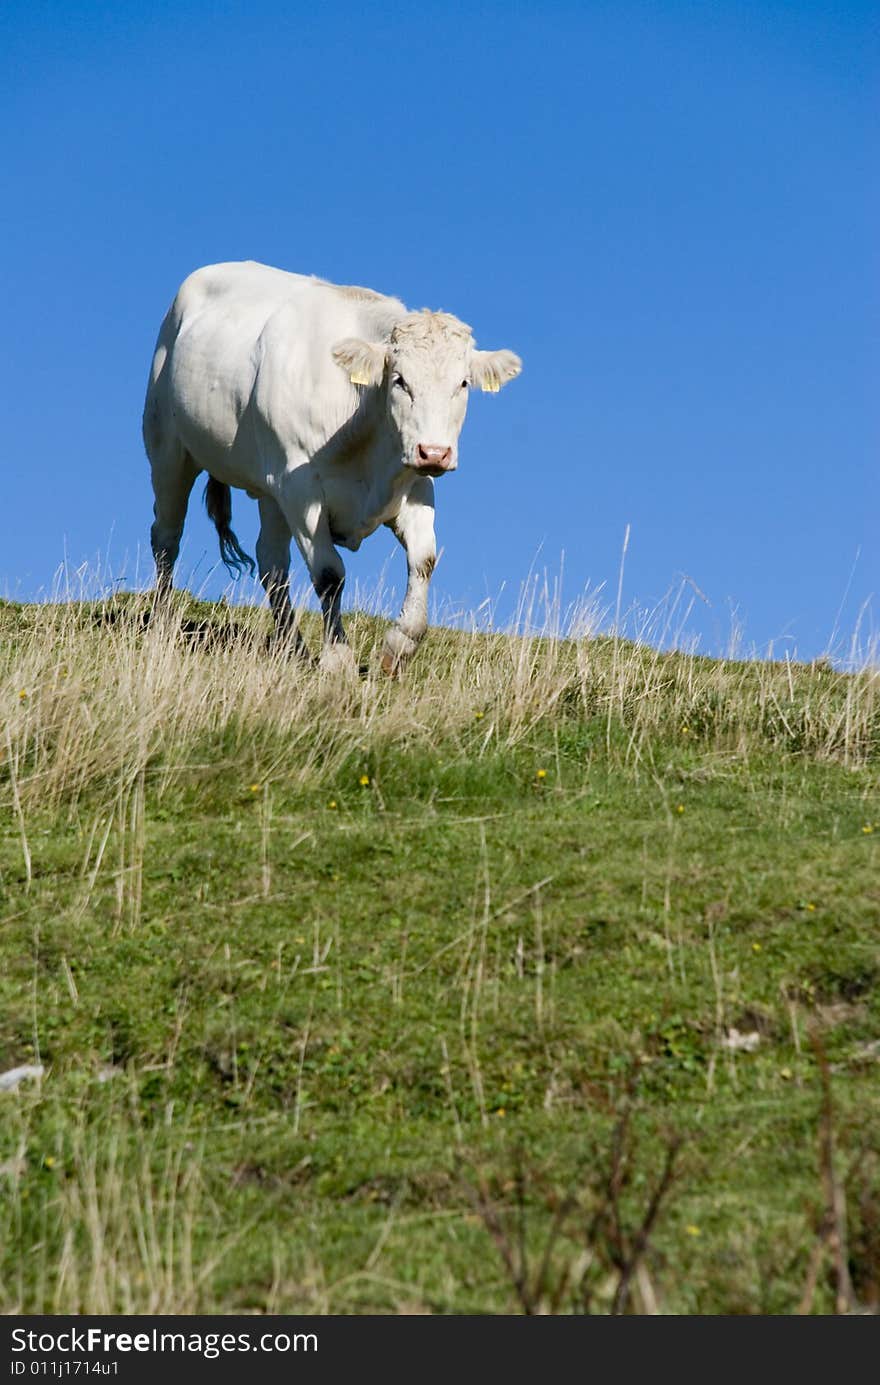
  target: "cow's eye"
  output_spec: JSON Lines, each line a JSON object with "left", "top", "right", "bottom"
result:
{"left": 392, "top": 375, "right": 411, "bottom": 396}
{"left": 460, "top": 380, "right": 468, "bottom": 390}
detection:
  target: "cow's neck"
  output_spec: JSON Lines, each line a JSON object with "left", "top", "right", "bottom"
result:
{"left": 319, "top": 392, "right": 418, "bottom": 543}
{"left": 333, "top": 390, "right": 405, "bottom": 483}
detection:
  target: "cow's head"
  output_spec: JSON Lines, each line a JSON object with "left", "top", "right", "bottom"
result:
{"left": 332, "top": 311, "right": 521, "bottom": 477}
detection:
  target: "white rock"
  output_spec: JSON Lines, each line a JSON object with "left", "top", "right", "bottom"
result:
{"left": 0, "top": 1064, "right": 45, "bottom": 1091}
{"left": 720, "top": 1028, "right": 761, "bottom": 1053}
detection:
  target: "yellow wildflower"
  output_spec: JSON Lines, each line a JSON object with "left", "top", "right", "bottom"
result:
{"left": 359, "top": 774, "right": 370, "bottom": 787}
{"left": 863, "top": 824, "right": 874, "bottom": 834}
{"left": 328, "top": 800, "right": 338, "bottom": 810}
{"left": 752, "top": 942, "right": 762, "bottom": 953}
{"left": 249, "top": 783, "right": 260, "bottom": 793}
{"left": 19, "top": 689, "right": 27, "bottom": 700}
{"left": 685, "top": 1224, "right": 701, "bottom": 1237}
{"left": 675, "top": 803, "right": 685, "bottom": 814}
{"left": 536, "top": 768, "right": 547, "bottom": 780}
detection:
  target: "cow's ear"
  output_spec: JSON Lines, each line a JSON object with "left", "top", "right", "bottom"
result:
{"left": 469, "top": 348, "right": 522, "bottom": 393}
{"left": 332, "top": 338, "right": 386, "bottom": 387}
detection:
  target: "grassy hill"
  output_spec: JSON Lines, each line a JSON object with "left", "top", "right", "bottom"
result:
{"left": 1, "top": 593, "right": 878, "bottom": 1314}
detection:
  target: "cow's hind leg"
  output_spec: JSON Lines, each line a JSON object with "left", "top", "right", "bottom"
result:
{"left": 256, "top": 497, "right": 309, "bottom": 658}
{"left": 149, "top": 446, "right": 200, "bottom": 598}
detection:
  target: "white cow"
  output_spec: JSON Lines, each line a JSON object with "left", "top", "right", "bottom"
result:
{"left": 143, "top": 261, "right": 521, "bottom": 672}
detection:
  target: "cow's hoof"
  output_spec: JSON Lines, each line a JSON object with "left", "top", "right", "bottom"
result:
{"left": 380, "top": 629, "right": 418, "bottom": 677}
{"left": 318, "top": 643, "right": 357, "bottom": 677}
{"left": 381, "top": 649, "right": 401, "bottom": 679}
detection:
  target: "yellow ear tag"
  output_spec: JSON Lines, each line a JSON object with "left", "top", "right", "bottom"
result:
{"left": 350, "top": 369, "right": 373, "bottom": 386}
{"left": 482, "top": 376, "right": 500, "bottom": 393}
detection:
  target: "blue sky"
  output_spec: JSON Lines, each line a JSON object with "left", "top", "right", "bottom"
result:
{"left": 2, "top": 1, "right": 877, "bottom": 660}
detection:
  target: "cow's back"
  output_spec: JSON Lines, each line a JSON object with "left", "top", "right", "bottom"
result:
{"left": 149, "top": 262, "right": 405, "bottom": 469}
{"left": 173, "top": 261, "right": 314, "bottom": 327}
{"left": 171, "top": 261, "right": 405, "bottom": 356}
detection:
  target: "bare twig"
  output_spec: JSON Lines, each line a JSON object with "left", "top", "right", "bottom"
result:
{"left": 798, "top": 1028, "right": 856, "bottom": 1314}
{"left": 464, "top": 1066, "right": 683, "bottom": 1315}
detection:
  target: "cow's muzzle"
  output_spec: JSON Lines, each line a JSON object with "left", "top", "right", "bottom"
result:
{"left": 409, "top": 444, "right": 455, "bottom": 478}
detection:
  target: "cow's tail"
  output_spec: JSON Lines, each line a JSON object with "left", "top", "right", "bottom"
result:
{"left": 203, "top": 477, "right": 256, "bottom": 578}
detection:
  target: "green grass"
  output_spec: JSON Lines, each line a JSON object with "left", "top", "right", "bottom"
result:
{"left": 1, "top": 594, "right": 878, "bottom": 1313}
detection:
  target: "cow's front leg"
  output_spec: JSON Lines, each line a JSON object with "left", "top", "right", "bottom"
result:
{"left": 313, "top": 553, "right": 355, "bottom": 672}
{"left": 382, "top": 479, "right": 437, "bottom": 676}
{"left": 283, "top": 485, "right": 356, "bottom": 674}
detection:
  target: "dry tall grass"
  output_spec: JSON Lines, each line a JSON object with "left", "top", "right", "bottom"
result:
{"left": 1, "top": 577, "right": 878, "bottom": 1315}
{"left": 1, "top": 1092, "right": 240, "bottom": 1314}
{"left": 1, "top": 581, "right": 877, "bottom": 821}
